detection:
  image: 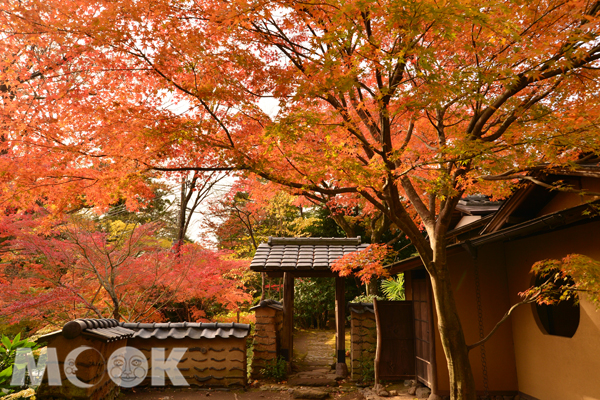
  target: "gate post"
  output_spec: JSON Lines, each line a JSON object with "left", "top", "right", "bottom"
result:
{"left": 281, "top": 272, "right": 294, "bottom": 372}
{"left": 335, "top": 276, "right": 348, "bottom": 377}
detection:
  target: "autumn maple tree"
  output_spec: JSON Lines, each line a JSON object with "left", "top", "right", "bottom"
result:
{"left": 0, "top": 212, "right": 249, "bottom": 326}
{"left": 3, "top": 1, "right": 600, "bottom": 399}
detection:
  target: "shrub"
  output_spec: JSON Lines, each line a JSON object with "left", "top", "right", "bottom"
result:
{"left": 351, "top": 293, "right": 384, "bottom": 303}
{"left": 357, "top": 347, "right": 376, "bottom": 383}
{"left": 1, "top": 334, "right": 41, "bottom": 395}
{"left": 260, "top": 356, "right": 287, "bottom": 381}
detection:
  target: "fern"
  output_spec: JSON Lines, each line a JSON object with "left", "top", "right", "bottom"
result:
{"left": 381, "top": 273, "right": 405, "bottom": 301}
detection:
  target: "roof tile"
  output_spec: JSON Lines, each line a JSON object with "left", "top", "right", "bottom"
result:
{"left": 119, "top": 322, "right": 250, "bottom": 340}
{"left": 250, "top": 236, "right": 367, "bottom": 272}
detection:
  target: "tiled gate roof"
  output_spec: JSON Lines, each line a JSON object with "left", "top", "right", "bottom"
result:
{"left": 249, "top": 237, "right": 368, "bottom": 272}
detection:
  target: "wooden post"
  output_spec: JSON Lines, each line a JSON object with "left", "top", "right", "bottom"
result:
{"left": 335, "top": 276, "right": 348, "bottom": 377}
{"left": 281, "top": 272, "right": 294, "bottom": 371}
{"left": 373, "top": 297, "right": 381, "bottom": 387}
{"left": 427, "top": 273, "right": 439, "bottom": 397}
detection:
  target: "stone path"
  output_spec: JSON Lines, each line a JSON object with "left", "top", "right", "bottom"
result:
{"left": 292, "top": 329, "right": 340, "bottom": 370}
{"left": 286, "top": 329, "right": 350, "bottom": 398}
{"left": 286, "top": 330, "right": 423, "bottom": 400}
{"left": 122, "top": 389, "right": 290, "bottom": 400}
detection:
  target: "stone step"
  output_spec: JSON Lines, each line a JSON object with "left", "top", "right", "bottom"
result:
{"left": 288, "top": 377, "right": 338, "bottom": 387}
{"left": 293, "top": 389, "right": 330, "bottom": 399}
{"left": 294, "top": 369, "right": 333, "bottom": 377}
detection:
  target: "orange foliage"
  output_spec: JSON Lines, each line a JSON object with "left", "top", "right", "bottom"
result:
{"left": 520, "top": 254, "right": 600, "bottom": 309}
{"left": 332, "top": 244, "right": 393, "bottom": 284}
{"left": 0, "top": 213, "right": 250, "bottom": 327}
{"left": 3, "top": 1, "right": 600, "bottom": 394}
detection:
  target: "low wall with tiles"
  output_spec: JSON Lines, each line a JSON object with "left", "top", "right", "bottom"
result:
{"left": 125, "top": 330, "right": 248, "bottom": 388}
{"left": 37, "top": 319, "right": 251, "bottom": 398}
{"left": 37, "top": 319, "right": 132, "bottom": 400}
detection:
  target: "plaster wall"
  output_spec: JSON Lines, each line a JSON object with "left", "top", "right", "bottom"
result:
{"left": 505, "top": 220, "right": 600, "bottom": 400}
{"left": 127, "top": 336, "right": 247, "bottom": 387}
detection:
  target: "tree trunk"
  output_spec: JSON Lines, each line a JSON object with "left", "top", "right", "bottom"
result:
{"left": 365, "top": 212, "right": 390, "bottom": 298}
{"left": 366, "top": 278, "right": 378, "bottom": 297}
{"left": 429, "top": 260, "right": 476, "bottom": 400}
{"left": 330, "top": 213, "right": 355, "bottom": 238}
{"left": 112, "top": 302, "right": 121, "bottom": 321}
{"left": 386, "top": 180, "right": 476, "bottom": 399}
{"left": 176, "top": 176, "right": 188, "bottom": 248}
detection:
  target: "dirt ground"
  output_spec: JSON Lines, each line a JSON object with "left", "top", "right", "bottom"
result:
{"left": 120, "top": 389, "right": 365, "bottom": 400}
{"left": 120, "top": 388, "right": 289, "bottom": 400}
{"left": 119, "top": 329, "right": 415, "bottom": 400}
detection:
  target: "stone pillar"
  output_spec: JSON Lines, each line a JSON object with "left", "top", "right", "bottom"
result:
{"left": 250, "top": 300, "right": 283, "bottom": 379}
{"left": 349, "top": 303, "right": 376, "bottom": 381}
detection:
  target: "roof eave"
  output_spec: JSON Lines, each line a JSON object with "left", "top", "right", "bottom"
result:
{"left": 386, "top": 200, "right": 600, "bottom": 274}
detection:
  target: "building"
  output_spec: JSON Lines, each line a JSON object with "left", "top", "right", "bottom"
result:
{"left": 388, "top": 168, "right": 600, "bottom": 399}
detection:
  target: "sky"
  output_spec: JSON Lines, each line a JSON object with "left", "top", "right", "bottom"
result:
{"left": 184, "top": 96, "right": 281, "bottom": 245}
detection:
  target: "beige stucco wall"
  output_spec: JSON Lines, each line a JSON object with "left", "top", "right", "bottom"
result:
{"left": 408, "top": 189, "right": 600, "bottom": 397}
{"left": 505, "top": 219, "right": 600, "bottom": 400}
{"left": 127, "top": 336, "right": 247, "bottom": 387}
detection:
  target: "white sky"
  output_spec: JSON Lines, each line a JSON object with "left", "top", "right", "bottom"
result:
{"left": 186, "top": 96, "right": 280, "bottom": 245}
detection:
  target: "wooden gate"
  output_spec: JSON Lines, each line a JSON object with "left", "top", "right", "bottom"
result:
{"left": 412, "top": 269, "right": 434, "bottom": 387}
{"left": 373, "top": 300, "right": 416, "bottom": 380}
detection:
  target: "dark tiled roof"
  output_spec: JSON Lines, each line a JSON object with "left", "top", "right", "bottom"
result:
{"left": 268, "top": 237, "right": 362, "bottom": 246}
{"left": 61, "top": 318, "right": 135, "bottom": 342}
{"left": 348, "top": 303, "right": 374, "bottom": 314}
{"left": 249, "top": 299, "right": 283, "bottom": 311}
{"left": 456, "top": 195, "right": 503, "bottom": 215}
{"left": 387, "top": 200, "right": 600, "bottom": 274}
{"left": 250, "top": 236, "right": 369, "bottom": 272}
{"left": 120, "top": 322, "right": 251, "bottom": 340}
{"left": 43, "top": 319, "right": 250, "bottom": 342}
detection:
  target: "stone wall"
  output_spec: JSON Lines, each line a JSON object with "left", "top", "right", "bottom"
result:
{"left": 349, "top": 303, "right": 376, "bottom": 381}
{"left": 250, "top": 300, "right": 283, "bottom": 379}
